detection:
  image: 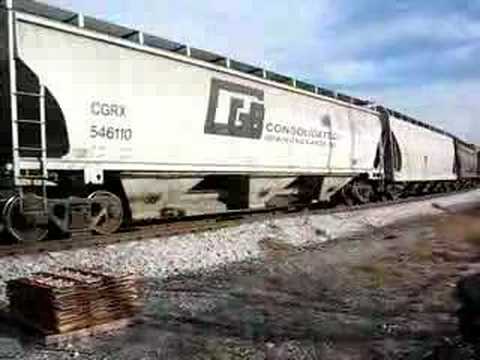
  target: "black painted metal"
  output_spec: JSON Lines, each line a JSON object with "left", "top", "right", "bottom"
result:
{"left": 381, "top": 109, "right": 395, "bottom": 183}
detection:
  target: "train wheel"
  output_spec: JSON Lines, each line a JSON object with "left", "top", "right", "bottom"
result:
{"left": 88, "top": 191, "right": 123, "bottom": 235}
{"left": 340, "top": 186, "right": 355, "bottom": 206}
{"left": 2, "top": 196, "right": 48, "bottom": 243}
{"left": 386, "top": 184, "right": 402, "bottom": 201}
{"left": 351, "top": 181, "right": 374, "bottom": 204}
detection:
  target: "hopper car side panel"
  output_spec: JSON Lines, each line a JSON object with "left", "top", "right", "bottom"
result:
{"left": 390, "top": 116, "right": 456, "bottom": 182}
{"left": 14, "top": 16, "right": 382, "bottom": 176}
{"left": 455, "top": 141, "right": 478, "bottom": 179}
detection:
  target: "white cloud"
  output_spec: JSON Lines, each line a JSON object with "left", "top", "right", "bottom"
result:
{"left": 313, "top": 13, "right": 480, "bottom": 63}
{"left": 382, "top": 14, "right": 480, "bottom": 42}
{"left": 317, "top": 60, "right": 378, "bottom": 85}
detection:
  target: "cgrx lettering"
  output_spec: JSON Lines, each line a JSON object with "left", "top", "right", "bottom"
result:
{"left": 91, "top": 102, "right": 126, "bottom": 117}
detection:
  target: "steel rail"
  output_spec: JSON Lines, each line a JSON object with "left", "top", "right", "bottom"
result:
{"left": 0, "top": 188, "right": 476, "bottom": 258}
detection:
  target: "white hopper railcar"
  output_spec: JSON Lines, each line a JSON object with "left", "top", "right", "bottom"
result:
{"left": 0, "top": 0, "right": 477, "bottom": 242}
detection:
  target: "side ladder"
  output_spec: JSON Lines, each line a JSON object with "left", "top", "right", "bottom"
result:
{"left": 11, "top": 85, "right": 49, "bottom": 212}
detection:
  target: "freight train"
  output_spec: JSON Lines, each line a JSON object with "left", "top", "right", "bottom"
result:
{"left": 0, "top": 0, "right": 478, "bottom": 242}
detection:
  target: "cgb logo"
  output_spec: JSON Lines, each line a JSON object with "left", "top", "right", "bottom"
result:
{"left": 204, "top": 78, "right": 265, "bottom": 139}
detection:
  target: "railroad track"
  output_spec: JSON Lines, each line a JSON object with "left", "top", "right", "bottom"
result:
{"left": 0, "top": 189, "right": 477, "bottom": 258}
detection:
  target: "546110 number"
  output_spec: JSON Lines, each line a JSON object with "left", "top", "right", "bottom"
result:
{"left": 90, "top": 125, "right": 132, "bottom": 141}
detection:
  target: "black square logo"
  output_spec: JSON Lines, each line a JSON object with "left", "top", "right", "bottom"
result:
{"left": 205, "top": 78, "right": 265, "bottom": 139}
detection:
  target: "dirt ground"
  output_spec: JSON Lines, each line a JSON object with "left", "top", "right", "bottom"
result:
{"left": 4, "top": 209, "right": 480, "bottom": 359}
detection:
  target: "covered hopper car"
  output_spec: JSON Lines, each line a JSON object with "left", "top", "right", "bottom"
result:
{"left": 0, "top": 0, "right": 478, "bottom": 242}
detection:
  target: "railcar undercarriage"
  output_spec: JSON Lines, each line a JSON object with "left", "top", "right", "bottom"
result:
{"left": 1, "top": 188, "right": 124, "bottom": 242}
{"left": 0, "top": 173, "right": 478, "bottom": 243}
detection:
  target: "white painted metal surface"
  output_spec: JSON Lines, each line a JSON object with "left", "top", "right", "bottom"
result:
{"left": 14, "top": 15, "right": 382, "bottom": 177}
{"left": 390, "top": 115, "right": 456, "bottom": 181}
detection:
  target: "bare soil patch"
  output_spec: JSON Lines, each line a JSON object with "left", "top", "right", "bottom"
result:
{"left": 102, "top": 209, "right": 480, "bottom": 359}
{"left": 6, "top": 209, "right": 480, "bottom": 359}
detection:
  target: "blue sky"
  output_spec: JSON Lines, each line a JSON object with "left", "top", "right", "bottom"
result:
{"left": 41, "top": 0, "right": 480, "bottom": 142}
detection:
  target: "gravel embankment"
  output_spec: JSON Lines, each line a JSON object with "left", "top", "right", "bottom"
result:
{"left": 0, "top": 190, "right": 479, "bottom": 304}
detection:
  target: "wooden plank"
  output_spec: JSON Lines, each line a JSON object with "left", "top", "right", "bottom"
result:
{"left": 6, "top": 269, "right": 142, "bottom": 334}
{"left": 0, "top": 307, "right": 135, "bottom": 345}
{"left": 42, "top": 318, "right": 135, "bottom": 346}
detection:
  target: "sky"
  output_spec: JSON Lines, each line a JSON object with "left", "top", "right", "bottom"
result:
{"left": 41, "top": 0, "right": 480, "bottom": 143}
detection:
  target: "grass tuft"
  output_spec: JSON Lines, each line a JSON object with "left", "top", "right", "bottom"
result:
{"left": 352, "top": 259, "right": 406, "bottom": 288}
{"left": 464, "top": 229, "right": 480, "bottom": 248}
{"left": 352, "top": 263, "right": 389, "bottom": 288}
{"left": 412, "top": 239, "right": 433, "bottom": 262}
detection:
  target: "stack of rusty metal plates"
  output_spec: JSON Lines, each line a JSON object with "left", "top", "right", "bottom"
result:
{"left": 6, "top": 268, "right": 142, "bottom": 334}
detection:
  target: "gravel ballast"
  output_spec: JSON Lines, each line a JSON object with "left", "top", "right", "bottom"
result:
{"left": 0, "top": 190, "right": 479, "bottom": 304}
